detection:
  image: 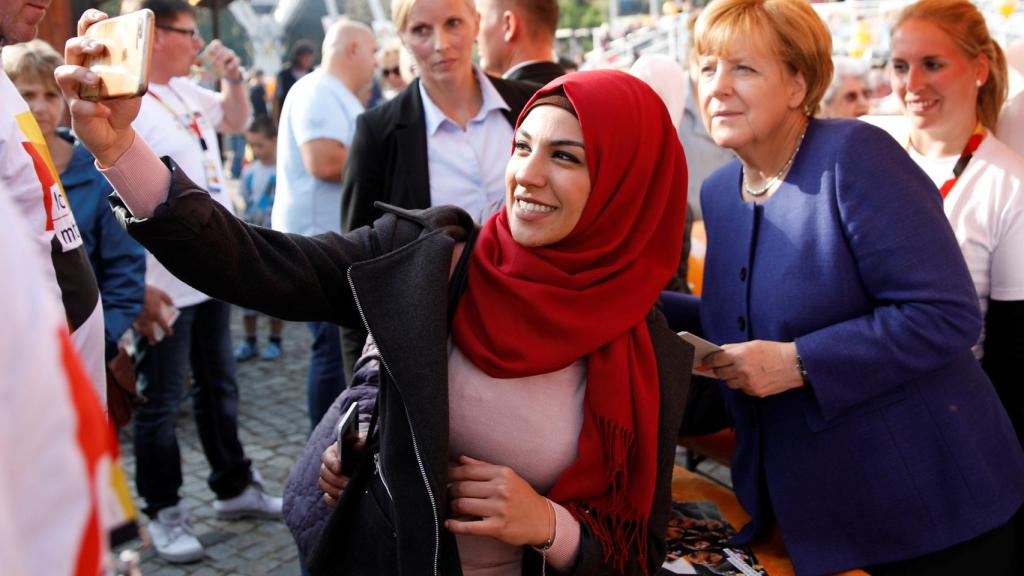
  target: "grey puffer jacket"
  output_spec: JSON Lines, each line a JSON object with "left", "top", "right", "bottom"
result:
{"left": 283, "top": 338, "right": 381, "bottom": 561}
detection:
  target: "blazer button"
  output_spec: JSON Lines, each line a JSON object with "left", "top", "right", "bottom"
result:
{"left": 739, "top": 267, "right": 748, "bottom": 282}
{"left": 737, "top": 316, "right": 746, "bottom": 331}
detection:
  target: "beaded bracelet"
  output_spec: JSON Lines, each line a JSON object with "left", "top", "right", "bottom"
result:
{"left": 796, "top": 353, "right": 809, "bottom": 384}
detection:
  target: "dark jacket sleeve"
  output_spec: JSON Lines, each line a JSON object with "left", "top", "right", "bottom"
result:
{"left": 341, "top": 111, "right": 385, "bottom": 234}
{"left": 557, "top": 311, "right": 693, "bottom": 576}
{"left": 113, "top": 158, "right": 400, "bottom": 328}
{"left": 96, "top": 189, "right": 146, "bottom": 360}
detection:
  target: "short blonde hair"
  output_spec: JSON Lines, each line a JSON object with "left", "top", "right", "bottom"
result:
{"left": 2, "top": 39, "right": 63, "bottom": 91}
{"left": 893, "top": 0, "right": 1007, "bottom": 131}
{"left": 695, "top": 0, "right": 833, "bottom": 114}
{"left": 391, "top": 0, "right": 477, "bottom": 32}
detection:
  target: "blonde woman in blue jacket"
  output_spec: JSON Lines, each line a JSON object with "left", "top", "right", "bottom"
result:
{"left": 694, "top": 0, "right": 1024, "bottom": 574}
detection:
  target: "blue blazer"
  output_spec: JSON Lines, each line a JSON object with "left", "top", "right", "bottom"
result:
{"left": 700, "top": 118, "right": 1024, "bottom": 575}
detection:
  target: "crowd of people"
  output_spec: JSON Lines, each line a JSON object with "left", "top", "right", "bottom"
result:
{"left": 1, "top": 0, "right": 1023, "bottom": 574}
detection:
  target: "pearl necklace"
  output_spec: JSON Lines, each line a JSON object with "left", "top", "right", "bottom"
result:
{"left": 743, "top": 125, "right": 807, "bottom": 197}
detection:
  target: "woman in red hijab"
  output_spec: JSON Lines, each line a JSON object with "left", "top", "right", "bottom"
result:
{"left": 59, "top": 34, "right": 693, "bottom": 571}
{"left": 440, "top": 69, "right": 691, "bottom": 574}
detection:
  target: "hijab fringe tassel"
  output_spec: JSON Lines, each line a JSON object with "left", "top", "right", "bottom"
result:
{"left": 566, "top": 416, "right": 651, "bottom": 576}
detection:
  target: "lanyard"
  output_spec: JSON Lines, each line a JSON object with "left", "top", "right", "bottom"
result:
{"left": 148, "top": 86, "right": 209, "bottom": 151}
{"left": 909, "top": 124, "right": 986, "bottom": 199}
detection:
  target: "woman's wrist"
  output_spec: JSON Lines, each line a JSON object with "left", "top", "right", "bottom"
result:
{"left": 795, "top": 351, "right": 810, "bottom": 385}
{"left": 94, "top": 130, "right": 137, "bottom": 169}
{"left": 532, "top": 497, "right": 555, "bottom": 550}
{"left": 787, "top": 342, "right": 807, "bottom": 389}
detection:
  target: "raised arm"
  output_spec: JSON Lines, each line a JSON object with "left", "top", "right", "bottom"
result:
{"left": 109, "top": 159, "right": 374, "bottom": 327}
{"left": 55, "top": 10, "right": 376, "bottom": 328}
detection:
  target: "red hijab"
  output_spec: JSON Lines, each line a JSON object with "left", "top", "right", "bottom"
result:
{"left": 452, "top": 70, "right": 687, "bottom": 571}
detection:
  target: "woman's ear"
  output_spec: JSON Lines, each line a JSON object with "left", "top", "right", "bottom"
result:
{"left": 974, "top": 52, "right": 991, "bottom": 88}
{"left": 788, "top": 71, "right": 808, "bottom": 111}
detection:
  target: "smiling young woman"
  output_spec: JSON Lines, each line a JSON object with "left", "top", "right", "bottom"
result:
{"left": 891, "top": 0, "right": 1024, "bottom": 458}
{"left": 504, "top": 100, "right": 591, "bottom": 248}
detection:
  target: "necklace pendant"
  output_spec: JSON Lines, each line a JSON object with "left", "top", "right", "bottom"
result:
{"left": 744, "top": 182, "right": 772, "bottom": 197}
{"left": 742, "top": 123, "right": 808, "bottom": 199}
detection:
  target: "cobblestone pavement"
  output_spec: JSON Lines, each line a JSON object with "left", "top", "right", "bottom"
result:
{"left": 117, "top": 314, "right": 312, "bottom": 576}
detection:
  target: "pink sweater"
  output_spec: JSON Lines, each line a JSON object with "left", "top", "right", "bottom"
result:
{"left": 102, "top": 135, "right": 585, "bottom": 573}
{"left": 448, "top": 344, "right": 584, "bottom": 574}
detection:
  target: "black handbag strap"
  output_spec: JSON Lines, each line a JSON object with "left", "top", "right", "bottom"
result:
{"left": 446, "top": 224, "right": 479, "bottom": 327}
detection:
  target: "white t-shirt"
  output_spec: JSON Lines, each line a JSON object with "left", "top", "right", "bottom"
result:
{"left": 0, "top": 189, "right": 134, "bottom": 575}
{"left": 272, "top": 69, "right": 363, "bottom": 235}
{"left": 997, "top": 92, "right": 1024, "bottom": 158}
{"left": 134, "top": 77, "right": 235, "bottom": 308}
{"left": 0, "top": 69, "right": 105, "bottom": 395}
{"left": 908, "top": 135, "right": 1024, "bottom": 358}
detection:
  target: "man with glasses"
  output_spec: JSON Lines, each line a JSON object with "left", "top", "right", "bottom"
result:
{"left": 124, "top": 0, "right": 280, "bottom": 565}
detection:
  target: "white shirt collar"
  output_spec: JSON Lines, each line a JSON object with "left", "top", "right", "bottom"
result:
{"left": 420, "top": 66, "right": 510, "bottom": 136}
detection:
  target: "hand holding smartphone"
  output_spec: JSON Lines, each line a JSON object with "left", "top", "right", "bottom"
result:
{"left": 80, "top": 9, "right": 154, "bottom": 101}
{"left": 149, "top": 301, "right": 180, "bottom": 344}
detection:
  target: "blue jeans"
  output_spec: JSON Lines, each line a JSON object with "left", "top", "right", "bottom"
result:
{"left": 134, "top": 299, "right": 252, "bottom": 517}
{"left": 229, "top": 133, "right": 246, "bottom": 179}
{"left": 306, "top": 321, "right": 345, "bottom": 429}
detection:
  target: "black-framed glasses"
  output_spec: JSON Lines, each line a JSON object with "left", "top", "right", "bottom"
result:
{"left": 157, "top": 24, "right": 201, "bottom": 41}
{"left": 381, "top": 66, "right": 401, "bottom": 78}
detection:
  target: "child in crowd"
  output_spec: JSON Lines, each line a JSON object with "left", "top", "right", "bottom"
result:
{"left": 235, "top": 116, "right": 284, "bottom": 361}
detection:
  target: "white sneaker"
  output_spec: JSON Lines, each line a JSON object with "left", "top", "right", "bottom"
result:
{"left": 213, "top": 481, "right": 283, "bottom": 520}
{"left": 148, "top": 504, "right": 204, "bottom": 563}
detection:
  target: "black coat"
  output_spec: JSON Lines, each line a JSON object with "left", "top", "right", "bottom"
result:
{"left": 505, "top": 61, "right": 568, "bottom": 87}
{"left": 117, "top": 163, "right": 695, "bottom": 575}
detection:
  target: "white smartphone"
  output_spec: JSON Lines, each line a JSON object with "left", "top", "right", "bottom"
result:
{"left": 150, "top": 301, "right": 180, "bottom": 344}
{"left": 677, "top": 331, "right": 723, "bottom": 375}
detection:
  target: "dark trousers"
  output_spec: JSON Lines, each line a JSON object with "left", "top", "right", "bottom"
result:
{"left": 306, "top": 321, "right": 345, "bottom": 429}
{"left": 134, "top": 299, "right": 252, "bottom": 517}
{"left": 866, "top": 508, "right": 1019, "bottom": 575}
